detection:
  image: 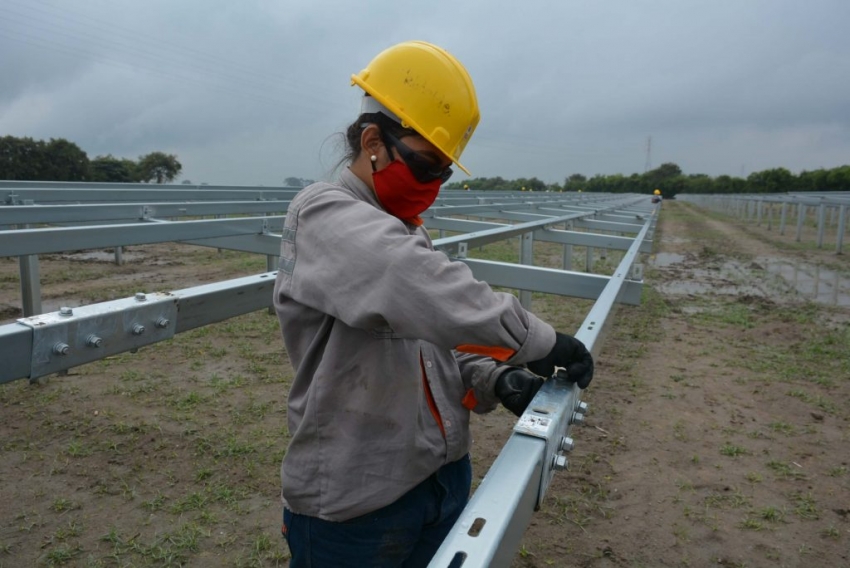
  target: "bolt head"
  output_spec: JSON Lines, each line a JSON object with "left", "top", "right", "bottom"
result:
{"left": 52, "top": 343, "right": 70, "bottom": 355}
{"left": 552, "top": 454, "right": 568, "bottom": 471}
{"left": 135, "top": 293, "right": 147, "bottom": 301}
{"left": 59, "top": 307, "right": 73, "bottom": 316}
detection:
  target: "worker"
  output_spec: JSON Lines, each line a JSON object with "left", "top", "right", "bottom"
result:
{"left": 273, "top": 40, "right": 594, "bottom": 568}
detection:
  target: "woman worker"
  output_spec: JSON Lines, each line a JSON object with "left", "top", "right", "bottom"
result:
{"left": 273, "top": 40, "right": 594, "bottom": 567}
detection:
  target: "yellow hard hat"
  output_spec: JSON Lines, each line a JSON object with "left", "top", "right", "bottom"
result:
{"left": 654, "top": 189, "right": 661, "bottom": 195}
{"left": 351, "top": 41, "right": 480, "bottom": 175}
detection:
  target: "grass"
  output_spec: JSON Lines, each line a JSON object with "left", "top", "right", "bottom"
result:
{"left": 766, "top": 460, "right": 806, "bottom": 480}
{"left": 768, "top": 421, "right": 796, "bottom": 436}
{"left": 3, "top": 204, "right": 849, "bottom": 566}
{"left": 0, "top": 298, "right": 291, "bottom": 565}
{"left": 789, "top": 492, "right": 820, "bottom": 520}
{"left": 720, "top": 444, "right": 749, "bottom": 458}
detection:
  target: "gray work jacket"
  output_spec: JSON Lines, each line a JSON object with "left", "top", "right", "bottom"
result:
{"left": 273, "top": 168, "right": 556, "bottom": 521}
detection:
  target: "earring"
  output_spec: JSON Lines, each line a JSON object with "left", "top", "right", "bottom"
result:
{"left": 370, "top": 155, "right": 377, "bottom": 172}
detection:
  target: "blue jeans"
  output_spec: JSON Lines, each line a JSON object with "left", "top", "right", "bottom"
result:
{"left": 282, "top": 454, "right": 472, "bottom": 568}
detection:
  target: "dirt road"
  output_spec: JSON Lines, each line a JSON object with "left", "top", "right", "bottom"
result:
{"left": 0, "top": 201, "right": 847, "bottom": 567}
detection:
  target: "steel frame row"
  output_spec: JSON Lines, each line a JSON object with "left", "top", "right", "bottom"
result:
{"left": 677, "top": 192, "right": 850, "bottom": 253}
{"left": 0, "top": 181, "right": 658, "bottom": 567}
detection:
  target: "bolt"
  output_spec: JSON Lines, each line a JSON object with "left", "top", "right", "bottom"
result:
{"left": 135, "top": 293, "right": 147, "bottom": 302}
{"left": 560, "top": 436, "right": 575, "bottom": 452}
{"left": 552, "top": 454, "right": 568, "bottom": 471}
{"left": 571, "top": 412, "right": 585, "bottom": 425}
{"left": 59, "top": 307, "right": 73, "bottom": 316}
{"left": 155, "top": 317, "right": 170, "bottom": 329}
{"left": 132, "top": 324, "right": 145, "bottom": 335}
{"left": 86, "top": 335, "right": 103, "bottom": 348}
{"left": 576, "top": 401, "right": 589, "bottom": 415}
{"left": 52, "top": 342, "right": 70, "bottom": 355}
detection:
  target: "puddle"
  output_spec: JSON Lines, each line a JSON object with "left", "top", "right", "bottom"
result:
{"left": 653, "top": 253, "right": 850, "bottom": 307}
{"left": 651, "top": 253, "right": 686, "bottom": 267}
{"left": 754, "top": 257, "right": 850, "bottom": 307}
{"left": 658, "top": 278, "right": 764, "bottom": 298}
{"left": 658, "top": 236, "right": 690, "bottom": 245}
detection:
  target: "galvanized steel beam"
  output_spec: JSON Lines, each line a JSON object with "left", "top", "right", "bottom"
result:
{"left": 0, "top": 217, "right": 284, "bottom": 257}
{"left": 429, "top": 213, "right": 654, "bottom": 568}
{"left": 0, "top": 273, "right": 277, "bottom": 383}
{"left": 0, "top": 201, "right": 291, "bottom": 225}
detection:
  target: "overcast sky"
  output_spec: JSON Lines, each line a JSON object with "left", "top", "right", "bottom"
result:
{"left": 2, "top": 0, "right": 849, "bottom": 186}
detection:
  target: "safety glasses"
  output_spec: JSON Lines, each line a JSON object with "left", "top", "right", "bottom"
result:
{"left": 383, "top": 132, "right": 453, "bottom": 184}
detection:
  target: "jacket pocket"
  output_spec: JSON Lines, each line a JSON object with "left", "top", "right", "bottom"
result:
{"left": 370, "top": 325, "right": 402, "bottom": 339}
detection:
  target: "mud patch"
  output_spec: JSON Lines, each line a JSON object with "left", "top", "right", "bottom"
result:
{"left": 650, "top": 248, "right": 850, "bottom": 306}
{"left": 754, "top": 257, "right": 850, "bottom": 307}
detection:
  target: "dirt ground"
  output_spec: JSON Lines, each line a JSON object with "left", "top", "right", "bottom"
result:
{"left": 0, "top": 201, "right": 848, "bottom": 567}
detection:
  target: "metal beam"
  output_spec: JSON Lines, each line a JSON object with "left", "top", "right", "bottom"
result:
{"left": 0, "top": 273, "right": 277, "bottom": 383}
{"left": 459, "top": 260, "right": 642, "bottom": 305}
{"left": 0, "top": 201, "right": 291, "bottom": 225}
{"left": 0, "top": 217, "right": 285, "bottom": 257}
{"left": 430, "top": 212, "right": 654, "bottom": 568}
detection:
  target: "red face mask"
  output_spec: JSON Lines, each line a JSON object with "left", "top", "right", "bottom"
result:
{"left": 372, "top": 159, "right": 441, "bottom": 224}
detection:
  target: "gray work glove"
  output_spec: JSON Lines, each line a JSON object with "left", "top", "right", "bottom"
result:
{"left": 526, "top": 332, "right": 594, "bottom": 389}
{"left": 495, "top": 368, "right": 544, "bottom": 417}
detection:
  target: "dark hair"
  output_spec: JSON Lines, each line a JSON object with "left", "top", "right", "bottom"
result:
{"left": 341, "top": 112, "right": 419, "bottom": 165}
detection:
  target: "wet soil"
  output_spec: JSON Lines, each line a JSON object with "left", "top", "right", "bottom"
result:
{"left": 0, "top": 201, "right": 848, "bottom": 567}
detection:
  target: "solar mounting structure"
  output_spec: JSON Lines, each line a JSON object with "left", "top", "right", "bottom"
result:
{"left": 0, "top": 180, "right": 658, "bottom": 567}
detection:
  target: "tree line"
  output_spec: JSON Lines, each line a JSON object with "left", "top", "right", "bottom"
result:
{"left": 446, "top": 162, "right": 850, "bottom": 197}
{"left": 0, "top": 135, "right": 182, "bottom": 184}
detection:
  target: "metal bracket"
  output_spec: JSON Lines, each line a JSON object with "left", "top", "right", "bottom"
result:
{"left": 457, "top": 242, "right": 468, "bottom": 259}
{"left": 630, "top": 262, "right": 644, "bottom": 281}
{"left": 512, "top": 375, "right": 587, "bottom": 508}
{"left": 18, "top": 292, "right": 178, "bottom": 379}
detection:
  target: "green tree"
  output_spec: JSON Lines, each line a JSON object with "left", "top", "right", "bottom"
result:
{"left": 563, "top": 173, "right": 586, "bottom": 192}
{"left": 747, "top": 167, "right": 793, "bottom": 193}
{"left": 90, "top": 155, "right": 136, "bottom": 182}
{"left": 284, "top": 177, "right": 315, "bottom": 188}
{"left": 136, "top": 152, "right": 182, "bottom": 183}
{"left": 42, "top": 138, "right": 89, "bottom": 181}
{"left": 0, "top": 136, "right": 42, "bottom": 180}
{"left": 825, "top": 165, "right": 850, "bottom": 191}
{"left": 643, "top": 162, "right": 681, "bottom": 188}
{"left": 0, "top": 136, "right": 89, "bottom": 181}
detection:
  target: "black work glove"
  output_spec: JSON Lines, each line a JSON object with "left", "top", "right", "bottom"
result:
{"left": 526, "top": 332, "right": 594, "bottom": 389}
{"left": 495, "top": 368, "right": 544, "bottom": 417}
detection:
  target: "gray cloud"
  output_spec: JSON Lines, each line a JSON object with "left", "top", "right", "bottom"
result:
{"left": 2, "top": 0, "right": 849, "bottom": 185}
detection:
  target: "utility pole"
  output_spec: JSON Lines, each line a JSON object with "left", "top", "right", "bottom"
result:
{"left": 644, "top": 136, "right": 652, "bottom": 173}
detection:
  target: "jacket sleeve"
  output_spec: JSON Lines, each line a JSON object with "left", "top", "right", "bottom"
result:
{"left": 277, "top": 186, "right": 556, "bottom": 366}
{"left": 453, "top": 351, "right": 505, "bottom": 414}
